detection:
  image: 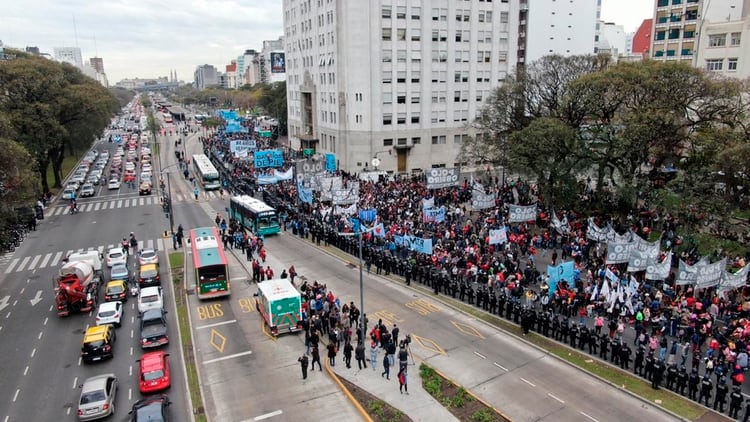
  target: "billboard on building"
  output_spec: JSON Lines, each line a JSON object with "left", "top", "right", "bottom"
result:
{"left": 270, "top": 52, "right": 286, "bottom": 73}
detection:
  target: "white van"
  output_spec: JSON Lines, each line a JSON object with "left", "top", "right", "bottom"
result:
{"left": 138, "top": 286, "right": 163, "bottom": 314}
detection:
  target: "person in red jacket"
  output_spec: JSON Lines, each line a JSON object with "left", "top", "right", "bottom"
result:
{"left": 265, "top": 266, "right": 274, "bottom": 280}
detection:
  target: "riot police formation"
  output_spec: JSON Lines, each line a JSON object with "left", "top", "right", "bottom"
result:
{"left": 633, "top": 347, "right": 645, "bottom": 376}
{"left": 714, "top": 377, "right": 728, "bottom": 413}
{"left": 675, "top": 366, "right": 688, "bottom": 396}
{"left": 699, "top": 376, "right": 713, "bottom": 406}
{"left": 729, "top": 386, "right": 744, "bottom": 419}
{"left": 688, "top": 368, "right": 700, "bottom": 401}
{"left": 665, "top": 364, "right": 678, "bottom": 391}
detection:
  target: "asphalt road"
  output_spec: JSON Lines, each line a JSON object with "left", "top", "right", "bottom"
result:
{"left": 0, "top": 130, "right": 189, "bottom": 421}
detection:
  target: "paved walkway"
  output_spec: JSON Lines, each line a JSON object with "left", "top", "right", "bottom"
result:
{"left": 328, "top": 359, "right": 458, "bottom": 422}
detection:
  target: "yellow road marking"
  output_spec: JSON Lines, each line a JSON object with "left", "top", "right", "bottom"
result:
{"left": 411, "top": 334, "right": 446, "bottom": 356}
{"left": 451, "top": 320, "right": 485, "bottom": 339}
{"left": 209, "top": 328, "right": 227, "bottom": 353}
{"left": 405, "top": 298, "right": 441, "bottom": 316}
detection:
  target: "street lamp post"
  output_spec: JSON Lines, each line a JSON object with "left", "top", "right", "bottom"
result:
{"left": 165, "top": 172, "right": 174, "bottom": 235}
{"left": 338, "top": 224, "right": 376, "bottom": 341}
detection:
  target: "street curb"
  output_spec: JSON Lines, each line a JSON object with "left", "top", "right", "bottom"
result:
{"left": 286, "top": 235, "right": 699, "bottom": 421}
{"left": 324, "top": 360, "right": 375, "bottom": 422}
{"left": 165, "top": 249, "right": 197, "bottom": 422}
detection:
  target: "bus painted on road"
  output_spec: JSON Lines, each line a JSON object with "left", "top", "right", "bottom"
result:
{"left": 229, "top": 195, "right": 281, "bottom": 236}
{"left": 192, "top": 154, "right": 221, "bottom": 190}
{"left": 189, "top": 227, "right": 231, "bottom": 299}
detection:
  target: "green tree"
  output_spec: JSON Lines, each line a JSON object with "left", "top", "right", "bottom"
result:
{"left": 0, "top": 137, "right": 40, "bottom": 205}
{"left": 507, "top": 118, "right": 584, "bottom": 207}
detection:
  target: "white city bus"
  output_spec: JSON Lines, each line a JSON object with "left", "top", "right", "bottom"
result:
{"left": 192, "top": 154, "right": 221, "bottom": 190}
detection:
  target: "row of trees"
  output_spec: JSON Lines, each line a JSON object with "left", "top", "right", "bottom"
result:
{"left": 462, "top": 56, "right": 749, "bottom": 223}
{"left": 0, "top": 50, "right": 122, "bottom": 203}
{"left": 170, "top": 82, "right": 288, "bottom": 135}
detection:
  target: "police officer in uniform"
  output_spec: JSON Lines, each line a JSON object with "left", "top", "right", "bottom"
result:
{"left": 459, "top": 281, "right": 467, "bottom": 301}
{"left": 688, "top": 368, "right": 700, "bottom": 401}
{"left": 610, "top": 337, "right": 621, "bottom": 366}
{"left": 467, "top": 284, "right": 475, "bottom": 304}
{"left": 729, "top": 386, "right": 744, "bottom": 419}
{"left": 599, "top": 333, "right": 609, "bottom": 360}
{"left": 643, "top": 351, "right": 655, "bottom": 382}
{"left": 560, "top": 318, "right": 569, "bottom": 343}
{"left": 714, "top": 377, "right": 728, "bottom": 413}
{"left": 652, "top": 359, "right": 665, "bottom": 390}
{"left": 633, "top": 346, "right": 645, "bottom": 376}
{"left": 665, "top": 364, "right": 678, "bottom": 390}
{"left": 676, "top": 365, "right": 688, "bottom": 396}
{"left": 699, "top": 375, "right": 713, "bottom": 406}
{"left": 569, "top": 323, "right": 578, "bottom": 348}
{"left": 404, "top": 262, "right": 412, "bottom": 286}
{"left": 620, "top": 342, "right": 632, "bottom": 370}
{"left": 578, "top": 325, "right": 588, "bottom": 351}
{"left": 497, "top": 293, "right": 506, "bottom": 317}
{"left": 476, "top": 286, "right": 484, "bottom": 309}
{"left": 489, "top": 292, "right": 497, "bottom": 314}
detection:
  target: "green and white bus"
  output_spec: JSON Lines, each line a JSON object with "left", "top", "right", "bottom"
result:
{"left": 229, "top": 195, "right": 281, "bottom": 236}
{"left": 189, "top": 226, "right": 231, "bottom": 299}
{"left": 192, "top": 153, "right": 221, "bottom": 190}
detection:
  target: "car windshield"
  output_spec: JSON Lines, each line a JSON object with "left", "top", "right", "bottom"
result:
{"left": 80, "top": 390, "right": 106, "bottom": 404}
{"left": 135, "top": 403, "right": 164, "bottom": 421}
{"left": 98, "top": 310, "right": 115, "bottom": 317}
{"left": 107, "top": 285, "right": 124, "bottom": 294}
{"left": 84, "top": 340, "right": 105, "bottom": 349}
{"left": 143, "top": 370, "right": 164, "bottom": 381}
{"left": 141, "top": 252, "right": 156, "bottom": 260}
{"left": 141, "top": 269, "right": 158, "bottom": 278}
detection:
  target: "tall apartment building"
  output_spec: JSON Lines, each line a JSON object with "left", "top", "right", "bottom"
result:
{"left": 696, "top": 0, "right": 750, "bottom": 78}
{"left": 53, "top": 47, "right": 84, "bottom": 69}
{"left": 237, "top": 49, "right": 261, "bottom": 87}
{"left": 194, "top": 64, "right": 219, "bottom": 89}
{"left": 260, "top": 37, "right": 287, "bottom": 84}
{"left": 525, "top": 0, "right": 600, "bottom": 62}
{"left": 89, "top": 57, "right": 104, "bottom": 73}
{"left": 283, "top": 0, "right": 521, "bottom": 174}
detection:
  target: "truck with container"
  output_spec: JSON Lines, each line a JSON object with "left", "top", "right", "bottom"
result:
{"left": 254, "top": 278, "right": 303, "bottom": 336}
{"left": 54, "top": 261, "right": 101, "bottom": 317}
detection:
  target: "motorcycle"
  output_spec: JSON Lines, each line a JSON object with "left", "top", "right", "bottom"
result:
{"left": 69, "top": 204, "right": 79, "bottom": 214}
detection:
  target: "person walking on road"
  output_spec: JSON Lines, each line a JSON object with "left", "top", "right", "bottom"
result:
{"left": 381, "top": 353, "right": 391, "bottom": 380}
{"left": 398, "top": 367, "right": 408, "bottom": 394}
{"left": 343, "top": 341, "right": 353, "bottom": 368}
{"left": 298, "top": 354, "right": 309, "bottom": 379}
{"left": 355, "top": 341, "right": 367, "bottom": 370}
{"left": 327, "top": 342, "right": 337, "bottom": 367}
{"left": 369, "top": 341, "right": 379, "bottom": 370}
{"left": 194, "top": 187, "right": 200, "bottom": 200}
{"left": 311, "top": 346, "right": 322, "bottom": 371}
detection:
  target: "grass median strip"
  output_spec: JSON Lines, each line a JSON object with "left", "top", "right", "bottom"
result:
{"left": 169, "top": 252, "right": 207, "bottom": 422}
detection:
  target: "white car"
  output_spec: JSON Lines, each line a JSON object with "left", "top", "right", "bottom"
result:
{"left": 106, "top": 248, "right": 127, "bottom": 267}
{"left": 96, "top": 301, "right": 123, "bottom": 327}
{"left": 138, "top": 286, "right": 163, "bottom": 314}
{"left": 107, "top": 179, "right": 121, "bottom": 190}
{"left": 141, "top": 163, "right": 153, "bottom": 173}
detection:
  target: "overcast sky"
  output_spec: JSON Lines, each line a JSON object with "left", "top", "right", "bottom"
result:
{"left": 1, "top": 0, "right": 652, "bottom": 84}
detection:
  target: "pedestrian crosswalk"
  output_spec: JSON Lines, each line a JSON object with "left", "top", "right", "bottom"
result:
{"left": 3, "top": 238, "right": 166, "bottom": 274}
{"left": 47, "top": 190, "right": 226, "bottom": 216}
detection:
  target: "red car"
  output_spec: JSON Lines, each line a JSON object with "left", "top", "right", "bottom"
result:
{"left": 138, "top": 351, "right": 171, "bottom": 394}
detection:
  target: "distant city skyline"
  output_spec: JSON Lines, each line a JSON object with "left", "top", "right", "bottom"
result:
{"left": 2, "top": 0, "right": 651, "bottom": 84}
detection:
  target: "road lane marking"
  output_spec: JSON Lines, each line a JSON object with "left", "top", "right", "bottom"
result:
{"left": 94, "top": 202, "right": 101, "bottom": 211}
{"left": 38, "top": 331, "right": 43, "bottom": 339}
{"left": 28, "top": 255, "right": 41, "bottom": 270}
{"left": 474, "top": 351, "right": 487, "bottom": 359}
{"left": 4, "top": 258, "right": 19, "bottom": 274}
{"left": 23, "top": 366, "right": 28, "bottom": 376}
{"left": 580, "top": 412, "right": 600, "bottom": 422}
{"left": 43, "top": 317, "right": 48, "bottom": 326}
{"left": 493, "top": 362, "right": 509, "bottom": 371}
{"left": 130, "top": 347, "right": 133, "bottom": 356}
{"left": 78, "top": 357, "right": 82, "bottom": 366}
{"left": 548, "top": 393, "right": 564, "bottom": 403}
{"left": 520, "top": 377, "right": 536, "bottom": 387}
{"left": 12, "top": 300, "right": 16, "bottom": 307}
{"left": 117, "top": 200, "right": 123, "bottom": 208}
{"left": 129, "top": 388, "right": 132, "bottom": 401}
{"left": 12, "top": 389, "right": 19, "bottom": 402}
{"left": 30, "top": 348, "right": 35, "bottom": 358}
{"left": 15, "top": 256, "right": 30, "bottom": 272}
{"left": 72, "top": 377, "right": 78, "bottom": 389}
{"left": 131, "top": 329, "right": 134, "bottom": 339}
{"left": 39, "top": 252, "right": 52, "bottom": 268}
{"left": 19, "top": 287, "right": 24, "bottom": 295}
{"left": 203, "top": 350, "right": 253, "bottom": 364}
{"left": 253, "top": 410, "right": 283, "bottom": 421}
{"left": 50, "top": 251, "right": 63, "bottom": 267}
{"left": 5, "top": 312, "right": 10, "bottom": 319}
{"left": 196, "top": 319, "right": 237, "bottom": 330}
{"left": 129, "top": 365, "right": 132, "bottom": 377}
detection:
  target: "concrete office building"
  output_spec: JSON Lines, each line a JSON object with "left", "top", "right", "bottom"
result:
{"left": 53, "top": 47, "right": 83, "bottom": 68}
{"left": 194, "top": 64, "right": 219, "bottom": 89}
{"left": 525, "top": 0, "right": 600, "bottom": 62}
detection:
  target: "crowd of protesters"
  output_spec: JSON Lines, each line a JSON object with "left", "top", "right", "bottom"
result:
{"left": 202, "top": 131, "right": 750, "bottom": 418}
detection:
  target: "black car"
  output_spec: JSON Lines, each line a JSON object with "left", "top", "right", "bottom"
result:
{"left": 140, "top": 309, "right": 168, "bottom": 349}
{"left": 130, "top": 394, "right": 171, "bottom": 421}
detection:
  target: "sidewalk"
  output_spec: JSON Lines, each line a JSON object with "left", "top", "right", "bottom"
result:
{"left": 328, "top": 358, "right": 458, "bottom": 422}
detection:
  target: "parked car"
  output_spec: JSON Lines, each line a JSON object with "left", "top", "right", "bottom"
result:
{"left": 129, "top": 394, "right": 170, "bottom": 422}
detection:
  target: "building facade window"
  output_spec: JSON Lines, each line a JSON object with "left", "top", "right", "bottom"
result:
{"left": 708, "top": 34, "right": 726, "bottom": 47}
{"left": 382, "top": 28, "right": 392, "bottom": 41}
{"left": 382, "top": 6, "right": 392, "bottom": 19}
{"left": 728, "top": 58, "right": 738, "bottom": 70}
{"left": 731, "top": 32, "right": 741, "bottom": 46}
{"left": 706, "top": 59, "right": 723, "bottom": 71}
{"left": 431, "top": 135, "right": 446, "bottom": 145}
{"left": 383, "top": 113, "right": 393, "bottom": 125}
{"left": 383, "top": 138, "right": 393, "bottom": 146}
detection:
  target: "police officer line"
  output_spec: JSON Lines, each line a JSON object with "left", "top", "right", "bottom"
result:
{"left": 3, "top": 238, "right": 166, "bottom": 274}
{"left": 48, "top": 191, "right": 225, "bottom": 216}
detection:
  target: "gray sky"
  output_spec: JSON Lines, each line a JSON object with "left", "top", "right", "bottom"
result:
{"left": 2, "top": 0, "right": 652, "bottom": 84}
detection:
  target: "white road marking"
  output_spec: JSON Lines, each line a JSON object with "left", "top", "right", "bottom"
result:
{"left": 196, "top": 319, "right": 237, "bottom": 330}
{"left": 12, "top": 301, "right": 16, "bottom": 307}
{"left": 253, "top": 410, "right": 283, "bottom": 421}
{"left": 129, "top": 365, "right": 132, "bottom": 377}
{"left": 50, "top": 251, "right": 63, "bottom": 267}
{"left": 130, "top": 346, "right": 133, "bottom": 356}
{"left": 548, "top": 393, "right": 565, "bottom": 403}
{"left": 129, "top": 388, "right": 132, "bottom": 401}
{"left": 78, "top": 357, "right": 82, "bottom": 366}
{"left": 19, "top": 287, "right": 24, "bottom": 295}
{"left": 580, "top": 412, "right": 600, "bottom": 422}
{"left": 5, "top": 415, "right": 10, "bottom": 422}
{"left": 5, "top": 312, "right": 10, "bottom": 319}
{"left": 4, "top": 258, "right": 19, "bottom": 274}
{"left": 94, "top": 202, "right": 101, "bottom": 211}
{"left": 23, "top": 366, "right": 28, "bottom": 376}
{"left": 73, "top": 377, "right": 78, "bottom": 389}
{"left": 130, "top": 329, "right": 134, "bottom": 339}
{"left": 28, "top": 255, "right": 41, "bottom": 270}
{"left": 66, "top": 408, "right": 71, "bottom": 415}
{"left": 48, "top": 305, "right": 53, "bottom": 312}
{"left": 474, "top": 351, "right": 487, "bottom": 359}
{"left": 520, "top": 377, "right": 536, "bottom": 387}
{"left": 203, "top": 350, "right": 253, "bottom": 364}
{"left": 38, "top": 253, "right": 52, "bottom": 269}
{"left": 43, "top": 317, "right": 48, "bottom": 326}
{"left": 38, "top": 331, "right": 43, "bottom": 339}
{"left": 12, "top": 389, "right": 19, "bottom": 402}
{"left": 493, "top": 362, "right": 509, "bottom": 371}
{"left": 15, "top": 256, "right": 30, "bottom": 272}
{"left": 30, "top": 348, "right": 35, "bottom": 358}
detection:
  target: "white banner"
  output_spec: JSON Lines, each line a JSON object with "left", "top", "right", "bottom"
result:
{"left": 646, "top": 252, "right": 672, "bottom": 281}
{"left": 675, "top": 258, "right": 706, "bottom": 286}
{"left": 507, "top": 204, "right": 537, "bottom": 223}
{"left": 422, "top": 197, "right": 435, "bottom": 209}
{"left": 551, "top": 211, "right": 570, "bottom": 234}
{"left": 606, "top": 240, "right": 635, "bottom": 264}
{"left": 586, "top": 218, "right": 610, "bottom": 242}
{"left": 489, "top": 228, "right": 507, "bottom": 245}
{"left": 720, "top": 265, "right": 749, "bottom": 288}
{"left": 626, "top": 248, "right": 649, "bottom": 272}
{"left": 331, "top": 185, "right": 360, "bottom": 205}
{"left": 333, "top": 204, "right": 357, "bottom": 215}
{"left": 426, "top": 168, "right": 460, "bottom": 189}
{"left": 696, "top": 258, "right": 726, "bottom": 289}
{"left": 472, "top": 191, "right": 496, "bottom": 210}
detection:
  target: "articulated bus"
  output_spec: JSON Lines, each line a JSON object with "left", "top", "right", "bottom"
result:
{"left": 189, "top": 227, "right": 231, "bottom": 299}
{"left": 192, "top": 154, "right": 221, "bottom": 190}
{"left": 229, "top": 195, "right": 281, "bottom": 236}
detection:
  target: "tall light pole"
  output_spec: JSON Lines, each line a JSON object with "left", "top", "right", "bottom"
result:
{"left": 338, "top": 224, "right": 377, "bottom": 340}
